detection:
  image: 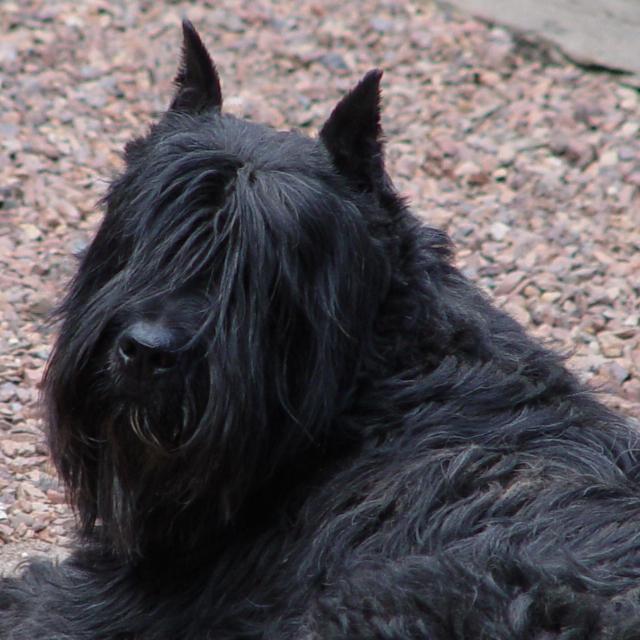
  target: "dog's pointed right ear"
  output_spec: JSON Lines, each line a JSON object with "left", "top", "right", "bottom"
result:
{"left": 170, "top": 19, "right": 222, "bottom": 113}
{"left": 320, "top": 69, "right": 384, "bottom": 190}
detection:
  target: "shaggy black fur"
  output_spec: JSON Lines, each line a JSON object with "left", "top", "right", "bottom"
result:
{"left": 2, "top": 20, "right": 640, "bottom": 640}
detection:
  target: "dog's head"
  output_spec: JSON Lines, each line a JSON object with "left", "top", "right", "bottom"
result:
{"left": 44, "top": 21, "right": 406, "bottom": 559}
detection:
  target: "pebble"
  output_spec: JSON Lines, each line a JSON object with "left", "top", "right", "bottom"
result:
{"left": 489, "top": 222, "right": 510, "bottom": 242}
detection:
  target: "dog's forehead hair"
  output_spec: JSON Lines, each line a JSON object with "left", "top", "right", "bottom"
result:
{"left": 103, "top": 108, "right": 364, "bottom": 288}
{"left": 151, "top": 111, "right": 331, "bottom": 178}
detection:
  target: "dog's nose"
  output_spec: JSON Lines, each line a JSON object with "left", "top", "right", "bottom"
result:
{"left": 116, "top": 322, "right": 178, "bottom": 377}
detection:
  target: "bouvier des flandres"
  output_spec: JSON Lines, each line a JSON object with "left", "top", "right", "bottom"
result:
{"left": 2, "top": 20, "right": 640, "bottom": 640}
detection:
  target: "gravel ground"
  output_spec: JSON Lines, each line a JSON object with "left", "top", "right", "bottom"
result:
{"left": 1, "top": 0, "right": 639, "bottom": 570}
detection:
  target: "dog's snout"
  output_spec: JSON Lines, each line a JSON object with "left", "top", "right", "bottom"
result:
{"left": 116, "top": 321, "right": 178, "bottom": 378}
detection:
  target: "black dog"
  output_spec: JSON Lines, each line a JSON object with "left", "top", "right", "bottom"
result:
{"left": 2, "top": 20, "right": 640, "bottom": 639}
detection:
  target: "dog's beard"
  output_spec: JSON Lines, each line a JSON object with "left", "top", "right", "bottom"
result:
{"left": 85, "top": 381, "right": 199, "bottom": 553}
{"left": 95, "top": 409, "right": 184, "bottom": 559}
{"left": 102, "top": 346, "right": 201, "bottom": 452}
{"left": 126, "top": 401, "right": 190, "bottom": 452}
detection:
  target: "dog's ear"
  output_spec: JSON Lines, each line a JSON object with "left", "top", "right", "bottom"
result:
{"left": 170, "top": 19, "right": 222, "bottom": 112}
{"left": 320, "top": 69, "right": 385, "bottom": 191}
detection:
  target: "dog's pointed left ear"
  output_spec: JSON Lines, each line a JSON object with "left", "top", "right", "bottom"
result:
{"left": 320, "top": 69, "right": 385, "bottom": 190}
{"left": 170, "top": 19, "right": 222, "bottom": 112}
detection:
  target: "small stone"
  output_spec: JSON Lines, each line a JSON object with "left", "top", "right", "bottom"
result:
{"left": 10, "top": 512, "right": 34, "bottom": 528}
{"left": 467, "top": 171, "right": 490, "bottom": 186}
{"left": 598, "top": 333, "right": 623, "bottom": 358}
{"left": 489, "top": 222, "right": 510, "bottom": 242}
{"left": 606, "top": 362, "right": 630, "bottom": 385}
{"left": 623, "top": 379, "right": 640, "bottom": 403}
{"left": 0, "top": 382, "right": 18, "bottom": 403}
{"left": 550, "top": 137, "right": 595, "bottom": 168}
{"left": 1, "top": 441, "right": 36, "bottom": 458}
{"left": 494, "top": 271, "right": 525, "bottom": 296}
{"left": 370, "top": 17, "right": 393, "bottom": 33}
{"left": 46, "top": 489, "right": 67, "bottom": 504}
{"left": 29, "top": 295, "right": 52, "bottom": 317}
{"left": 455, "top": 161, "right": 481, "bottom": 178}
{"left": 600, "top": 150, "right": 618, "bottom": 166}
{"left": 620, "top": 122, "right": 639, "bottom": 137}
{"left": 493, "top": 167, "right": 508, "bottom": 181}
{"left": 615, "top": 327, "right": 637, "bottom": 339}
{"left": 618, "top": 147, "right": 636, "bottom": 162}
{"left": 541, "top": 291, "right": 561, "bottom": 303}
{"left": 497, "top": 144, "right": 516, "bottom": 166}
{"left": 503, "top": 301, "right": 530, "bottom": 326}
{"left": 20, "top": 224, "right": 42, "bottom": 241}
{"left": 319, "top": 53, "right": 349, "bottom": 71}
